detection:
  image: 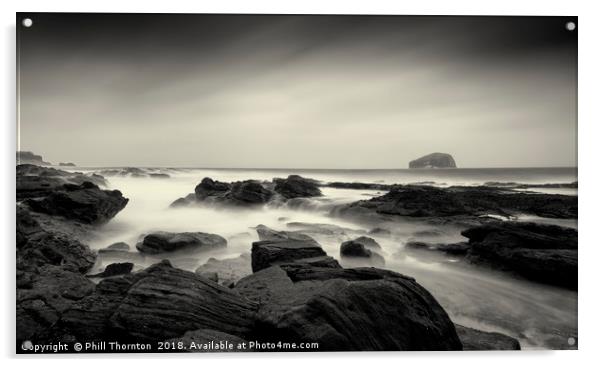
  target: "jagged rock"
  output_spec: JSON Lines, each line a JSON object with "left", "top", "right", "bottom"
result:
{"left": 194, "top": 177, "right": 231, "bottom": 199}
{"left": 136, "top": 231, "right": 227, "bottom": 254}
{"left": 409, "top": 152, "right": 456, "bottom": 168}
{"left": 50, "top": 261, "right": 258, "bottom": 343}
{"left": 455, "top": 324, "right": 521, "bottom": 350}
{"left": 251, "top": 225, "right": 337, "bottom": 272}
{"left": 234, "top": 264, "right": 462, "bottom": 351}
{"left": 17, "top": 265, "right": 95, "bottom": 343}
{"left": 17, "top": 210, "right": 96, "bottom": 273}
{"left": 273, "top": 175, "right": 322, "bottom": 199}
{"left": 17, "top": 151, "right": 51, "bottom": 165}
{"left": 88, "top": 263, "right": 134, "bottom": 278}
{"left": 462, "top": 222, "right": 577, "bottom": 289}
{"left": 25, "top": 181, "right": 128, "bottom": 224}
{"left": 228, "top": 181, "right": 273, "bottom": 204}
{"left": 17, "top": 164, "right": 107, "bottom": 199}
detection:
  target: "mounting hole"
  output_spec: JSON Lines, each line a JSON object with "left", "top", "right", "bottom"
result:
{"left": 22, "top": 18, "right": 33, "bottom": 28}
{"left": 568, "top": 337, "right": 576, "bottom": 346}
{"left": 566, "top": 21, "right": 576, "bottom": 31}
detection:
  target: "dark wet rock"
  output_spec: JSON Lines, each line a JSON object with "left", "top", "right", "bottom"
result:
{"left": 405, "top": 241, "right": 470, "bottom": 256}
{"left": 136, "top": 231, "right": 227, "bottom": 254}
{"left": 409, "top": 152, "right": 456, "bottom": 169}
{"left": 149, "top": 173, "right": 170, "bottom": 179}
{"left": 337, "top": 185, "right": 577, "bottom": 220}
{"left": 59, "top": 162, "right": 76, "bottom": 167}
{"left": 234, "top": 263, "right": 462, "bottom": 351}
{"left": 228, "top": 181, "right": 273, "bottom": 204}
{"left": 252, "top": 240, "right": 330, "bottom": 272}
{"left": 340, "top": 240, "right": 385, "bottom": 265}
{"left": 88, "top": 263, "right": 134, "bottom": 278}
{"left": 166, "top": 329, "right": 248, "bottom": 352}
{"left": 195, "top": 253, "right": 252, "bottom": 287}
{"left": 273, "top": 175, "right": 322, "bottom": 199}
{"left": 17, "top": 265, "right": 95, "bottom": 343}
{"left": 17, "top": 164, "right": 107, "bottom": 199}
{"left": 17, "top": 220, "right": 97, "bottom": 273}
{"left": 455, "top": 324, "right": 521, "bottom": 350}
{"left": 194, "top": 177, "right": 231, "bottom": 199}
{"left": 462, "top": 222, "right": 577, "bottom": 289}
{"left": 351, "top": 236, "right": 381, "bottom": 249}
{"left": 47, "top": 261, "right": 258, "bottom": 344}
{"left": 17, "top": 151, "right": 51, "bottom": 165}
{"left": 25, "top": 181, "right": 128, "bottom": 224}
{"left": 252, "top": 225, "right": 339, "bottom": 272}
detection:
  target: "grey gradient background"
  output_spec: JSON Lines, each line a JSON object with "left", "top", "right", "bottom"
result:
{"left": 17, "top": 14, "right": 577, "bottom": 168}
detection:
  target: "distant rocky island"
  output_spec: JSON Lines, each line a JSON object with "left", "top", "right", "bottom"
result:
{"left": 409, "top": 152, "right": 456, "bottom": 169}
{"left": 16, "top": 151, "right": 50, "bottom": 166}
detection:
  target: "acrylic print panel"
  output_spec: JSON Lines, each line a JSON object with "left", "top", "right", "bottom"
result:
{"left": 16, "top": 13, "right": 577, "bottom": 353}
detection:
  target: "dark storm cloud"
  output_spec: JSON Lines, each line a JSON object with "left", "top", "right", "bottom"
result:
{"left": 17, "top": 13, "right": 577, "bottom": 168}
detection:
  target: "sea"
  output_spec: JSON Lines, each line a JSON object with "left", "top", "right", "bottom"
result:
{"left": 64, "top": 166, "right": 578, "bottom": 350}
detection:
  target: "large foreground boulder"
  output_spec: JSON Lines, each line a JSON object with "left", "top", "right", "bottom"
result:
{"left": 234, "top": 263, "right": 462, "bottom": 351}
{"left": 461, "top": 222, "right": 577, "bottom": 289}
{"left": 45, "top": 261, "right": 258, "bottom": 344}
{"left": 273, "top": 175, "right": 322, "bottom": 199}
{"left": 409, "top": 152, "right": 456, "bottom": 168}
{"left": 136, "top": 231, "right": 227, "bottom": 254}
{"left": 25, "top": 182, "right": 128, "bottom": 224}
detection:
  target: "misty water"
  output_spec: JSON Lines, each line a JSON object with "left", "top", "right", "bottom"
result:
{"left": 72, "top": 167, "right": 577, "bottom": 350}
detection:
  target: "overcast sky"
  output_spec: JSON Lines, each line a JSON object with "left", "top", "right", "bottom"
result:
{"left": 17, "top": 14, "right": 577, "bottom": 168}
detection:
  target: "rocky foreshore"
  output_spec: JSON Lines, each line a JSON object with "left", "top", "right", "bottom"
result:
{"left": 17, "top": 167, "right": 539, "bottom": 352}
{"left": 333, "top": 184, "right": 577, "bottom": 224}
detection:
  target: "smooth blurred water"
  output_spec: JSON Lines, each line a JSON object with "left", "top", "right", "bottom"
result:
{"left": 70, "top": 167, "right": 577, "bottom": 350}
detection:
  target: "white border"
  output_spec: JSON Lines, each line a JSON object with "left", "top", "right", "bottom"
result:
{"left": 2, "top": 1, "right": 601, "bottom": 366}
